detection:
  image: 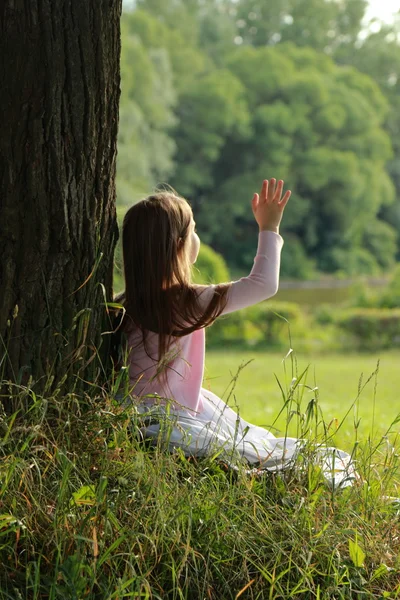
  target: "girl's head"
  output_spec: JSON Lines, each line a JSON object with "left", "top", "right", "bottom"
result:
{"left": 120, "top": 190, "right": 228, "bottom": 358}
{"left": 122, "top": 191, "right": 200, "bottom": 297}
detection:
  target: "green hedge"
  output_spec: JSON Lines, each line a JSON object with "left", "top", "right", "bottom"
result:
{"left": 207, "top": 301, "right": 303, "bottom": 349}
{"left": 207, "top": 303, "right": 400, "bottom": 352}
{"left": 337, "top": 308, "right": 400, "bottom": 349}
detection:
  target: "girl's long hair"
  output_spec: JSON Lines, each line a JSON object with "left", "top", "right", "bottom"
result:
{"left": 117, "top": 191, "right": 230, "bottom": 361}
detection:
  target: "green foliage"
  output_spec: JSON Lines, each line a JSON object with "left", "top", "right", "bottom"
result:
{"left": 172, "top": 68, "right": 250, "bottom": 197}
{"left": 341, "top": 267, "right": 400, "bottom": 310}
{"left": 363, "top": 220, "right": 398, "bottom": 271}
{"left": 192, "top": 243, "right": 230, "bottom": 284}
{"left": 203, "top": 280, "right": 400, "bottom": 352}
{"left": 118, "top": 11, "right": 178, "bottom": 204}
{"left": 380, "top": 264, "right": 400, "bottom": 308}
{"left": 123, "top": 8, "right": 209, "bottom": 91}
{"left": 280, "top": 235, "right": 316, "bottom": 279}
{"left": 207, "top": 300, "right": 304, "bottom": 348}
{"left": 335, "top": 23, "right": 400, "bottom": 215}
{"left": 314, "top": 303, "right": 336, "bottom": 325}
{"left": 337, "top": 308, "right": 400, "bottom": 350}
{"left": 326, "top": 247, "right": 381, "bottom": 277}
{"left": 232, "top": 0, "right": 366, "bottom": 50}
{"left": 188, "top": 43, "right": 395, "bottom": 273}
{"left": 331, "top": 18, "right": 400, "bottom": 264}
{"left": 118, "top": 0, "right": 400, "bottom": 278}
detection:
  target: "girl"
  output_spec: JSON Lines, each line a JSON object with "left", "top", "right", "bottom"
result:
{"left": 116, "top": 179, "right": 355, "bottom": 486}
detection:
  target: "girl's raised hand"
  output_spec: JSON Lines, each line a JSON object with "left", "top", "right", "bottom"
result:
{"left": 251, "top": 179, "right": 291, "bottom": 233}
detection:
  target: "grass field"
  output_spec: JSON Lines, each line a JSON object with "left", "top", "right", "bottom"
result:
{"left": 205, "top": 350, "right": 400, "bottom": 449}
{"left": 3, "top": 351, "right": 400, "bottom": 597}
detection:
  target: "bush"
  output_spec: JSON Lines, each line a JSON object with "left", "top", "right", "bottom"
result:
{"left": 207, "top": 301, "right": 303, "bottom": 348}
{"left": 363, "top": 220, "right": 398, "bottom": 271}
{"left": 280, "top": 235, "right": 316, "bottom": 280}
{"left": 380, "top": 264, "right": 400, "bottom": 309}
{"left": 314, "top": 303, "right": 336, "bottom": 325}
{"left": 192, "top": 243, "right": 230, "bottom": 284}
{"left": 337, "top": 308, "right": 400, "bottom": 349}
{"left": 324, "top": 247, "right": 380, "bottom": 276}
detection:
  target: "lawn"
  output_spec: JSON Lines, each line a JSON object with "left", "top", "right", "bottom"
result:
{"left": 205, "top": 350, "right": 400, "bottom": 449}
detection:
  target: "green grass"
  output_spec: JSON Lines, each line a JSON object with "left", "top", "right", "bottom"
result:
{"left": 2, "top": 351, "right": 400, "bottom": 598}
{"left": 205, "top": 350, "right": 400, "bottom": 449}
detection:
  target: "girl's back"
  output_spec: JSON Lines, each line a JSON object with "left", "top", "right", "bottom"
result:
{"left": 119, "top": 181, "right": 289, "bottom": 412}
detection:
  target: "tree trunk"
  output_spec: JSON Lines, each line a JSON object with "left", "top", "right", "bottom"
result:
{"left": 0, "top": 0, "right": 121, "bottom": 405}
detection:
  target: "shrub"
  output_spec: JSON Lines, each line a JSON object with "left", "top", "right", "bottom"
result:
{"left": 346, "top": 280, "right": 378, "bottom": 309}
{"left": 192, "top": 243, "right": 230, "bottom": 284}
{"left": 380, "top": 264, "right": 400, "bottom": 309}
{"left": 363, "top": 220, "right": 398, "bottom": 271}
{"left": 324, "top": 247, "right": 380, "bottom": 276}
{"left": 314, "top": 303, "right": 336, "bottom": 325}
{"left": 207, "top": 301, "right": 303, "bottom": 348}
{"left": 280, "top": 235, "right": 316, "bottom": 280}
{"left": 337, "top": 308, "right": 400, "bottom": 349}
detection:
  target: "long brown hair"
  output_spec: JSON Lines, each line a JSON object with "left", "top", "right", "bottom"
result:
{"left": 118, "top": 191, "right": 230, "bottom": 360}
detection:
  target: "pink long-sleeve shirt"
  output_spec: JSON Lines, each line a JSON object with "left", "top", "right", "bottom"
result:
{"left": 127, "top": 231, "right": 284, "bottom": 413}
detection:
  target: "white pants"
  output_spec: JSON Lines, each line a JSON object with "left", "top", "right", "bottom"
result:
{"left": 127, "top": 388, "right": 357, "bottom": 489}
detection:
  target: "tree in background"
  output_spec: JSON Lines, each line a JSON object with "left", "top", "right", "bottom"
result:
{"left": 175, "top": 44, "right": 394, "bottom": 274}
{"left": 0, "top": 2, "right": 121, "bottom": 400}
{"left": 335, "top": 18, "right": 400, "bottom": 258}
{"left": 118, "top": 11, "right": 179, "bottom": 203}
{"left": 223, "top": 0, "right": 400, "bottom": 268}
{"left": 231, "top": 0, "right": 367, "bottom": 51}
{"left": 119, "top": 0, "right": 399, "bottom": 278}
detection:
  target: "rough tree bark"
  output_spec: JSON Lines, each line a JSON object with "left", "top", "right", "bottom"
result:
{"left": 0, "top": 0, "right": 121, "bottom": 403}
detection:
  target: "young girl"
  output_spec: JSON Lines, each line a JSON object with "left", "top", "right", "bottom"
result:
{"left": 116, "top": 179, "right": 355, "bottom": 486}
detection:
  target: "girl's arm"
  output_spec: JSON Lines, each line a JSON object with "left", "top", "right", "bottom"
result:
{"left": 196, "top": 229, "right": 283, "bottom": 315}
{"left": 196, "top": 178, "right": 290, "bottom": 316}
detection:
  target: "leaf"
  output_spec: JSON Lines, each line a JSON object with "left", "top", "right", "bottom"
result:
{"left": 235, "top": 579, "right": 255, "bottom": 599}
{"left": 92, "top": 526, "right": 99, "bottom": 559}
{"left": 349, "top": 538, "right": 365, "bottom": 568}
{"left": 282, "top": 348, "right": 293, "bottom": 362}
{"left": 0, "top": 514, "right": 25, "bottom": 538}
{"left": 371, "top": 563, "right": 392, "bottom": 581}
{"left": 97, "top": 534, "right": 127, "bottom": 568}
{"left": 0, "top": 514, "right": 20, "bottom": 529}
{"left": 70, "top": 485, "right": 96, "bottom": 507}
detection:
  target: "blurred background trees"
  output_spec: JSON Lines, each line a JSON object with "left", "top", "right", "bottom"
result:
{"left": 118, "top": 0, "right": 400, "bottom": 281}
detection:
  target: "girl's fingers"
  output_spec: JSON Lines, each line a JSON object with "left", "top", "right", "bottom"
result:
{"left": 251, "top": 192, "right": 259, "bottom": 213}
{"left": 273, "top": 180, "right": 284, "bottom": 202}
{"left": 279, "top": 190, "right": 291, "bottom": 207}
{"left": 268, "top": 178, "right": 276, "bottom": 201}
{"left": 261, "top": 179, "right": 268, "bottom": 202}
{"left": 259, "top": 178, "right": 290, "bottom": 207}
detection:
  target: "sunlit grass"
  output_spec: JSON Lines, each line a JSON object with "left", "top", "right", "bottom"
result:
{"left": 205, "top": 350, "right": 400, "bottom": 449}
{"left": 2, "top": 350, "right": 400, "bottom": 598}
